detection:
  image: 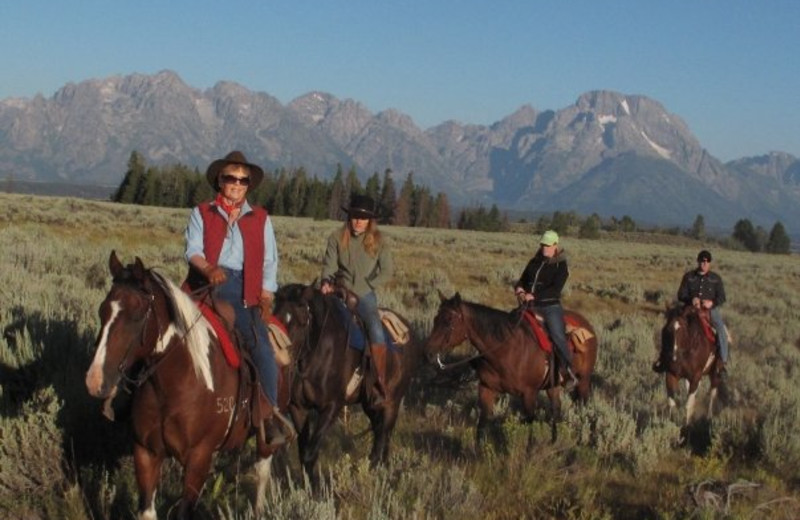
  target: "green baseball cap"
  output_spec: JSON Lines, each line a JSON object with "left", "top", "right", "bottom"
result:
{"left": 539, "top": 230, "right": 559, "bottom": 246}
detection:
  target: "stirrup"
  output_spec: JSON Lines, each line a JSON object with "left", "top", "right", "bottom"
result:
{"left": 272, "top": 409, "right": 297, "bottom": 442}
{"left": 345, "top": 367, "right": 364, "bottom": 398}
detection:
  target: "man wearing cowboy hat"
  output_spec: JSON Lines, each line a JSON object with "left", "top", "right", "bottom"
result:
{"left": 184, "top": 150, "right": 293, "bottom": 447}
{"left": 320, "top": 194, "right": 395, "bottom": 403}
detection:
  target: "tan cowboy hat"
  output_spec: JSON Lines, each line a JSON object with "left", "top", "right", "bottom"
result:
{"left": 205, "top": 151, "right": 264, "bottom": 191}
{"left": 341, "top": 194, "right": 378, "bottom": 219}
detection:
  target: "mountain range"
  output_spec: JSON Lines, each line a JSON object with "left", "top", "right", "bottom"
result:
{"left": 1, "top": 69, "right": 798, "bottom": 230}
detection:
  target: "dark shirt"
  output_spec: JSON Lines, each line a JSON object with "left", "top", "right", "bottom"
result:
{"left": 514, "top": 248, "right": 569, "bottom": 307}
{"left": 677, "top": 269, "right": 726, "bottom": 307}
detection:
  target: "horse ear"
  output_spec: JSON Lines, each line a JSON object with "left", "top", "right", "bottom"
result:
{"left": 109, "top": 250, "right": 123, "bottom": 277}
{"left": 132, "top": 256, "right": 146, "bottom": 279}
{"left": 453, "top": 292, "right": 461, "bottom": 304}
{"left": 437, "top": 289, "right": 448, "bottom": 302}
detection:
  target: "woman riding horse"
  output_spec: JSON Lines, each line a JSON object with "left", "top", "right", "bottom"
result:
{"left": 183, "top": 150, "right": 293, "bottom": 447}
{"left": 86, "top": 252, "right": 280, "bottom": 519}
{"left": 273, "top": 283, "right": 421, "bottom": 489}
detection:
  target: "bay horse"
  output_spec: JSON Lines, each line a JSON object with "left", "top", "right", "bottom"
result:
{"left": 656, "top": 303, "right": 725, "bottom": 426}
{"left": 84, "top": 251, "right": 285, "bottom": 520}
{"left": 272, "top": 283, "right": 423, "bottom": 488}
{"left": 425, "top": 291, "right": 598, "bottom": 446}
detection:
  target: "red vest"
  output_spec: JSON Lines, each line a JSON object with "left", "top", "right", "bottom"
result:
{"left": 198, "top": 201, "right": 268, "bottom": 306}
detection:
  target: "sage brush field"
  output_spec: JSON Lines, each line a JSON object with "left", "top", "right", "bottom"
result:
{"left": 1, "top": 192, "right": 799, "bottom": 519}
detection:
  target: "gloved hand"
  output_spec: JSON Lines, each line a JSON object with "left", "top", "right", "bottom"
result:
{"left": 203, "top": 265, "right": 227, "bottom": 286}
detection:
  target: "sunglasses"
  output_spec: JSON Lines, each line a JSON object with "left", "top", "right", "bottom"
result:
{"left": 220, "top": 174, "right": 251, "bottom": 186}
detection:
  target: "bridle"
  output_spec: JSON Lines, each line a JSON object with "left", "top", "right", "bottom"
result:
{"left": 113, "top": 274, "right": 202, "bottom": 389}
{"left": 433, "top": 303, "right": 483, "bottom": 371}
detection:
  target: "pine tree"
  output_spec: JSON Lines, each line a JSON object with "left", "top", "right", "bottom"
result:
{"left": 365, "top": 172, "right": 381, "bottom": 202}
{"left": 393, "top": 172, "right": 414, "bottom": 226}
{"left": 328, "top": 169, "right": 346, "bottom": 220}
{"left": 379, "top": 169, "right": 396, "bottom": 224}
{"left": 115, "top": 151, "right": 146, "bottom": 203}
{"left": 432, "top": 192, "right": 451, "bottom": 228}
{"left": 765, "top": 221, "right": 790, "bottom": 254}
{"left": 733, "top": 218, "right": 760, "bottom": 252}
{"left": 690, "top": 214, "right": 706, "bottom": 240}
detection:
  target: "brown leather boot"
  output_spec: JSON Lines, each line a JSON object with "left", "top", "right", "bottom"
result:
{"left": 370, "top": 343, "right": 388, "bottom": 402}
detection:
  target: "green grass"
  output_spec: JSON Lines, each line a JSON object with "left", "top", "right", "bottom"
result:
{"left": 1, "top": 192, "right": 799, "bottom": 519}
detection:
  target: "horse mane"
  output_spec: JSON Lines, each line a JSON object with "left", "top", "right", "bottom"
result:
{"left": 460, "top": 299, "right": 520, "bottom": 342}
{"left": 148, "top": 270, "right": 215, "bottom": 390}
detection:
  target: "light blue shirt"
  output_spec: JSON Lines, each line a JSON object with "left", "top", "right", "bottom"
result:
{"left": 184, "top": 200, "right": 279, "bottom": 292}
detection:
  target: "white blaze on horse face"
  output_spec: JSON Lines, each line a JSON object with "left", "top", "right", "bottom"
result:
{"left": 86, "top": 300, "right": 122, "bottom": 397}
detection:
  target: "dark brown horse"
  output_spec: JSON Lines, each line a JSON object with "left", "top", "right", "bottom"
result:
{"left": 656, "top": 304, "right": 725, "bottom": 425}
{"left": 85, "top": 252, "right": 284, "bottom": 519}
{"left": 272, "top": 283, "right": 423, "bottom": 488}
{"left": 425, "top": 292, "right": 598, "bottom": 445}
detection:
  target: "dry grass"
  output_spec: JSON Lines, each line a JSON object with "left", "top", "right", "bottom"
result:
{"left": 1, "top": 192, "right": 799, "bottom": 519}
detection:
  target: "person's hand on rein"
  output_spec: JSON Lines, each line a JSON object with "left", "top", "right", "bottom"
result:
{"left": 203, "top": 265, "right": 227, "bottom": 286}
{"left": 258, "top": 293, "right": 273, "bottom": 323}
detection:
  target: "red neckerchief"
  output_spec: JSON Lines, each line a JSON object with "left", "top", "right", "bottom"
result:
{"left": 214, "top": 193, "right": 244, "bottom": 216}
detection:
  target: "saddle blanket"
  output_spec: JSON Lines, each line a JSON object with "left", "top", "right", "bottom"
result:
{"left": 197, "top": 302, "right": 240, "bottom": 368}
{"left": 331, "top": 297, "right": 405, "bottom": 353}
{"left": 522, "top": 309, "right": 594, "bottom": 354}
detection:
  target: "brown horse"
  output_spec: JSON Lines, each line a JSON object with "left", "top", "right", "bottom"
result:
{"left": 84, "top": 251, "right": 284, "bottom": 520}
{"left": 656, "top": 304, "right": 725, "bottom": 426}
{"left": 425, "top": 291, "right": 598, "bottom": 445}
{"left": 272, "top": 283, "right": 423, "bottom": 488}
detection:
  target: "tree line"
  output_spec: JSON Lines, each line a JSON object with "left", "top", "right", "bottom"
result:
{"left": 113, "top": 152, "right": 453, "bottom": 228}
{"left": 112, "top": 152, "right": 792, "bottom": 252}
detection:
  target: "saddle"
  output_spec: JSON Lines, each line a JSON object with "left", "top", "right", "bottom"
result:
{"left": 521, "top": 309, "right": 594, "bottom": 354}
{"left": 690, "top": 307, "right": 718, "bottom": 346}
{"left": 330, "top": 289, "right": 410, "bottom": 350}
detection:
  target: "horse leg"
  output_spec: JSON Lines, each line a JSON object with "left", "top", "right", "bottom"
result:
{"left": 366, "top": 401, "right": 400, "bottom": 466}
{"left": 253, "top": 456, "right": 273, "bottom": 517}
{"left": 476, "top": 384, "right": 498, "bottom": 449}
{"left": 133, "top": 444, "right": 164, "bottom": 520}
{"left": 301, "top": 404, "right": 341, "bottom": 490}
{"left": 174, "top": 449, "right": 215, "bottom": 520}
{"left": 665, "top": 373, "right": 680, "bottom": 411}
{"left": 685, "top": 378, "right": 701, "bottom": 425}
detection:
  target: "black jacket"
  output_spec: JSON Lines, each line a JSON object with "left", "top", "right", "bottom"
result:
{"left": 515, "top": 248, "right": 569, "bottom": 307}
{"left": 677, "top": 269, "right": 726, "bottom": 307}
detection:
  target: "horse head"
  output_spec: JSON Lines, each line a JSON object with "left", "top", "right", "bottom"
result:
{"left": 85, "top": 251, "right": 165, "bottom": 399}
{"left": 425, "top": 291, "right": 468, "bottom": 361}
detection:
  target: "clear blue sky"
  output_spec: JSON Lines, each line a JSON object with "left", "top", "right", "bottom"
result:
{"left": 2, "top": 1, "right": 798, "bottom": 161}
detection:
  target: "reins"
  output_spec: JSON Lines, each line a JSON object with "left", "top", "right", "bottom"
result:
{"left": 117, "top": 276, "right": 213, "bottom": 390}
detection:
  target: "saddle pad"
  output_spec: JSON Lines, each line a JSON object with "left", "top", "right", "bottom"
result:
{"left": 197, "top": 302, "right": 240, "bottom": 368}
{"left": 331, "top": 297, "right": 401, "bottom": 353}
{"left": 522, "top": 310, "right": 552, "bottom": 353}
{"left": 267, "top": 315, "right": 292, "bottom": 367}
{"left": 697, "top": 311, "right": 717, "bottom": 345}
{"left": 379, "top": 309, "right": 410, "bottom": 345}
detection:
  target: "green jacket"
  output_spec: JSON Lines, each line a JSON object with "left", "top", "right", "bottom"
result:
{"left": 321, "top": 230, "right": 393, "bottom": 297}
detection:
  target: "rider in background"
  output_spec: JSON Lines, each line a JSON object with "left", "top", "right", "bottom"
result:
{"left": 514, "top": 229, "right": 578, "bottom": 388}
{"left": 184, "top": 150, "right": 291, "bottom": 448}
{"left": 320, "top": 194, "right": 394, "bottom": 402}
{"left": 677, "top": 249, "right": 728, "bottom": 372}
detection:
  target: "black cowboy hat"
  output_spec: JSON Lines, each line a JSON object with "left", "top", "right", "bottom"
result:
{"left": 342, "top": 194, "right": 378, "bottom": 219}
{"left": 205, "top": 151, "right": 264, "bottom": 191}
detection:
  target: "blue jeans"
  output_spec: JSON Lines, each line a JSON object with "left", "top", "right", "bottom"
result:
{"left": 710, "top": 307, "right": 729, "bottom": 363}
{"left": 538, "top": 304, "right": 571, "bottom": 369}
{"left": 357, "top": 291, "right": 386, "bottom": 345}
{"left": 215, "top": 269, "right": 278, "bottom": 405}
